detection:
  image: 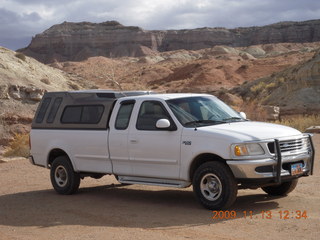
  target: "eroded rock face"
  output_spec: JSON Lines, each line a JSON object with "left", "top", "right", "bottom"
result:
{"left": 4, "top": 84, "right": 46, "bottom": 101}
{"left": 21, "top": 20, "right": 320, "bottom": 63}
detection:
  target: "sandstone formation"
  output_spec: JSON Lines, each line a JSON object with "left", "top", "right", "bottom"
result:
{"left": 21, "top": 19, "right": 320, "bottom": 63}
{"left": 233, "top": 49, "right": 320, "bottom": 116}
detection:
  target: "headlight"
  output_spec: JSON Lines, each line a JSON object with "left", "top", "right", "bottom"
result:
{"left": 234, "top": 143, "right": 265, "bottom": 156}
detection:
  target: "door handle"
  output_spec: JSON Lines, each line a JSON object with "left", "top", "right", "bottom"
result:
{"left": 130, "top": 139, "right": 138, "bottom": 144}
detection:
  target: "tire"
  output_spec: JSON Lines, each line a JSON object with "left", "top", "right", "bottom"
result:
{"left": 50, "top": 156, "right": 81, "bottom": 195}
{"left": 193, "top": 161, "right": 238, "bottom": 210}
{"left": 261, "top": 179, "right": 298, "bottom": 196}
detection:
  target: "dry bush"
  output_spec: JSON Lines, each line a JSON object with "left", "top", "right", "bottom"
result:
{"left": 239, "top": 101, "right": 269, "bottom": 121}
{"left": 274, "top": 115, "right": 320, "bottom": 132}
{"left": 0, "top": 113, "right": 10, "bottom": 139}
{"left": 3, "top": 133, "right": 29, "bottom": 158}
{"left": 242, "top": 103, "right": 319, "bottom": 132}
{"left": 15, "top": 52, "right": 26, "bottom": 61}
{"left": 40, "top": 78, "right": 51, "bottom": 85}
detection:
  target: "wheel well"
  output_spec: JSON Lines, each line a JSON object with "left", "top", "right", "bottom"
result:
{"left": 48, "top": 149, "right": 69, "bottom": 167}
{"left": 189, "top": 153, "right": 226, "bottom": 182}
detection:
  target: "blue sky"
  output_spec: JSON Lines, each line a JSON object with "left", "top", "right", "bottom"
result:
{"left": 1, "top": 0, "right": 320, "bottom": 50}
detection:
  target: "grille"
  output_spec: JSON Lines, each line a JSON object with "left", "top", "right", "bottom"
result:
{"left": 268, "top": 138, "right": 309, "bottom": 154}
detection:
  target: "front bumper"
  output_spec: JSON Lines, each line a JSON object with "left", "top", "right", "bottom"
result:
{"left": 227, "top": 135, "right": 315, "bottom": 184}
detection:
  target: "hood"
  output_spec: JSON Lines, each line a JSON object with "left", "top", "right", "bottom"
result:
{"left": 194, "top": 121, "right": 302, "bottom": 142}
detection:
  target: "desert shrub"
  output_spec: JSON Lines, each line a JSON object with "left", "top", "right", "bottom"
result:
{"left": 274, "top": 115, "right": 320, "bottom": 132}
{"left": 15, "top": 52, "right": 26, "bottom": 61}
{"left": 68, "top": 82, "right": 81, "bottom": 90}
{"left": 277, "top": 77, "right": 285, "bottom": 84}
{"left": 238, "top": 64, "right": 248, "bottom": 70}
{"left": 265, "top": 82, "right": 276, "bottom": 89}
{"left": 40, "top": 78, "right": 51, "bottom": 85}
{"left": 250, "top": 80, "right": 279, "bottom": 95}
{"left": 250, "top": 81, "right": 266, "bottom": 93}
{"left": 0, "top": 114, "right": 4, "bottom": 126}
{"left": 3, "top": 133, "right": 29, "bottom": 158}
{"left": 239, "top": 102, "right": 269, "bottom": 121}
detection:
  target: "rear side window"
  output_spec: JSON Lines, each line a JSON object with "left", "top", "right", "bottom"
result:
{"left": 36, "top": 98, "right": 51, "bottom": 123}
{"left": 82, "top": 106, "right": 104, "bottom": 123}
{"left": 61, "top": 105, "right": 104, "bottom": 124}
{"left": 115, "top": 101, "right": 135, "bottom": 130}
{"left": 47, "top": 97, "right": 62, "bottom": 123}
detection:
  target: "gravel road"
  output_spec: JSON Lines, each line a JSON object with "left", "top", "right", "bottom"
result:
{"left": 0, "top": 135, "right": 319, "bottom": 240}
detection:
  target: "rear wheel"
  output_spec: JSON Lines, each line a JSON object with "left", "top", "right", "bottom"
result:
{"left": 50, "top": 156, "right": 80, "bottom": 195}
{"left": 261, "top": 179, "right": 298, "bottom": 196}
{"left": 193, "top": 161, "right": 237, "bottom": 210}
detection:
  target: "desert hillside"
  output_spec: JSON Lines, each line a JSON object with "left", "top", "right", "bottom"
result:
{"left": 20, "top": 19, "right": 320, "bottom": 63}
{"left": 233, "top": 48, "right": 320, "bottom": 116}
{"left": 0, "top": 47, "right": 95, "bottom": 145}
{"left": 57, "top": 42, "right": 320, "bottom": 103}
{"left": 1, "top": 41, "right": 320, "bottom": 146}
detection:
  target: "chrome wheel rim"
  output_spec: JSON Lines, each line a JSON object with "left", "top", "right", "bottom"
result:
{"left": 200, "top": 173, "right": 222, "bottom": 201}
{"left": 54, "top": 165, "right": 68, "bottom": 187}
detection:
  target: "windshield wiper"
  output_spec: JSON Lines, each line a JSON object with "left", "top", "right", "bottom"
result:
{"left": 222, "top": 117, "right": 244, "bottom": 122}
{"left": 185, "top": 120, "right": 226, "bottom": 127}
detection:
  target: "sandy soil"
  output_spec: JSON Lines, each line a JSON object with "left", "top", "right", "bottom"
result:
{"left": 0, "top": 135, "right": 319, "bottom": 240}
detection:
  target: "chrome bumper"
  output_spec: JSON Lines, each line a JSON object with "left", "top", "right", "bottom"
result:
{"left": 227, "top": 135, "right": 315, "bottom": 183}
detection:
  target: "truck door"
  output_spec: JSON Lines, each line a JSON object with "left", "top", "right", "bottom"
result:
{"left": 109, "top": 100, "right": 135, "bottom": 175}
{"left": 128, "top": 100, "right": 182, "bottom": 179}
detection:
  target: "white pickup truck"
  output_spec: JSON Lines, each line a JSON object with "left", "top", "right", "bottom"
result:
{"left": 29, "top": 90, "right": 315, "bottom": 209}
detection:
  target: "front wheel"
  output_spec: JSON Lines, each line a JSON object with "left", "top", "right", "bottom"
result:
{"left": 261, "top": 179, "right": 298, "bottom": 196}
{"left": 50, "top": 156, "right": 80, "bottom": 195}
{"left": 193, "top": 161, "right": 238, "bottom": 210}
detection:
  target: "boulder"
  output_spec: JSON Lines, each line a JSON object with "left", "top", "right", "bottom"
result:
{"left": 8, "top": 85, "right": 45, "bottom": 101}
{"left": 261, "top": 105, "right": 280, "bottom": 120}
{"left": 305, "top": 126, "right": 320, "bottom": 134}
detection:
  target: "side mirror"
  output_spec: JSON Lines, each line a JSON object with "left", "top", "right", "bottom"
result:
{"left": 239, "top": 112, "right": 247, "bottom": 119}
{"left": 156, "top": 119, "right": 171, "bottom": 129}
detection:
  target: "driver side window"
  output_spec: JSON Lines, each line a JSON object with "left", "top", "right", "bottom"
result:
{"left": 136, "top": 101, "right": 171, "bottom": 130}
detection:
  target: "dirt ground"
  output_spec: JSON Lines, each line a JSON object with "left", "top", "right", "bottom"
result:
{"left": 0, "top": 135, "right": 319, "bottom": 240}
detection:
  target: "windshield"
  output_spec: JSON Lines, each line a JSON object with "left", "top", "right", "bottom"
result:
{"left": 167, "top": 96, "right": 244, "bottom": 127}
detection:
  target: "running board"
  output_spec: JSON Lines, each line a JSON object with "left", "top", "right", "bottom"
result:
{"left": 118, "top": 176, "right": 191, "bottom": 188}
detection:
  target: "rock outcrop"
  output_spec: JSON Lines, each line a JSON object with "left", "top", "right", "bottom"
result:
{"left": 21, "top": 19, "right": 320, "bottom": 63}
{"left": 233, "top": 49, "right": 320, "bottom": 116}
{"left": 0, "top": 46, "right": 95, "bottom": 145}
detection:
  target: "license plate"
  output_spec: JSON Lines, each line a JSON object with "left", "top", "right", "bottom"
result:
{"left": 291, "top": 163, "right": 303, "bottom": 176}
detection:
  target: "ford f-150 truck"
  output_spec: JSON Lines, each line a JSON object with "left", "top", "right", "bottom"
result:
{"left": 29, "top": 90, "right": 315, "bottom": 209}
